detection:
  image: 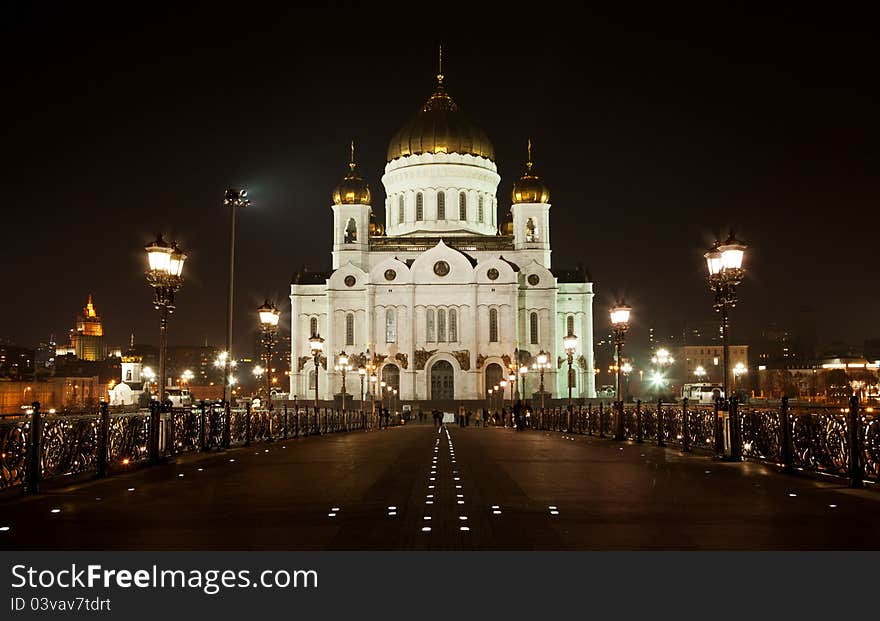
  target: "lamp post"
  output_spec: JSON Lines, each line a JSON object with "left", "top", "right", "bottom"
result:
{"left": 705, "top": 231, "right": 747, "bottom": 460}
{"left": 518, "top": 365, "right": 528, "bottom": 402}
{"left": 144, "top": 234, "right": 186, "bottom": 462}
{"left": 334, "top": 351, "right": 353, "bottom": 413}
{"left": 252, "top": 365, "right": 264, "bottom": 400}
{"left": 733, "top": 362, "right": 747, "bottom": 395}
{"left": 563, "top": 332, "right": 578, "bottom": 408}
{"left": 533, "top": 350, "right": 551, "bottom": 411}
{"left": 142, "top": 366, "right": 155, "bottom": 398}
{"left": 257, "top": 300, "right": 280, "bottom": 404}
{"left": 609, "top": 302, "right": 631, "bottom": 441}
{"left": 358, "top": 366, "right": 366, "bottom": 405}
{"left": 222, "top": 188, "right": 251, "bottom": 411}
{"left": 370, "top": 373, "right": 378, "bottom": 416}
{"left": 499, "top": 380, "right": 508, "bottom": 410}
{"left": 507, "top": 373, "right": 516, "bottom": 404}
{"left": 487, "top": 388, "right": 493, "bottom": 416}
{"left": 309, "top": 334, "right": 324, "bottom": 408}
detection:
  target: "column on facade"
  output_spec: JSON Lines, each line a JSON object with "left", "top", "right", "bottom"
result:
{"left": 471, "top": 282, "right": 480, "bottom": 395}
{"left": 408, "top": 283, "right": 417, "bottom": 401}
{"left": 290, "top": 293, "right": 301, "bottom": 398}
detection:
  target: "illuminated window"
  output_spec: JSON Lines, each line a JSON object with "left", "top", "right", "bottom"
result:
{"left": 449, "top": 309, "right": 457, "bottom": 342}
{"left": 385, "top": 308, "right": 396, "bottom": 343}
{"left": 438, "top": 309, "right": 446, "bottom": 342}
{"left": 416, "top": 192, "right": 424, "bottom": 220}
{"left": 437, "top": 192, "right": 446, "bottom": 219}
{"left": 530, "top": 312, "right": 539, "bottom": 344}
{"left": 345, "top": 313, "right": 354, "bottom": 346}
{"left": 459, "top": 192, "right": 467, "bottom": 219}
{"left": 398, "top": 195, "right": 404, "bottom": 224}
{"left": 489, "top": 308, "right": 498, "bottom": 342}
{"left": 478, "top": 196, "right": 484, "bottom": 223}
{"left": 426, "top": 309, "right": 435, "bottom": 342}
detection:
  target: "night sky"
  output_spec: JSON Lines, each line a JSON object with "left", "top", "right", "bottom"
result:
{"left": 3, "top": 2, "right": 877, "bottom": 357}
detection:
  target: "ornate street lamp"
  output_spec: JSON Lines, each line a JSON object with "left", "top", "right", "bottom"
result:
{"left": 563, "top": 332, "right": 578, "bottom": 409}
{"left": 358, "top": 366, "right": 366, "bottom": 404}
{"left": 507, "top": 373, "right": 516, "bottom": 404}
{"left": 334, "top": 351, "right": 353, "bottom": 413}
{"left": 610, "top": 301, "right": 631, "bottom": 440}
{"left": 519, "top": 365, "right": 528, "bottom": 402}
{"left": 257, "top": 300, "right": 280, "bottom": 403}
{"left": 499, "top": 380, "right": 508, "bottom": 410}
{"left": 308, "top": 334, "right": 324, "bottom": 408}
{"left": 487, "top": 388, "right": 493, "bottom": 416}
{"left": 144, "top": 234, "right": 186, "bottom": 462}
{"left": 222, "top": 188, "right": 251, "bottom": 412}
{"left": 532, "top": 350, "right": 551, "bottom": 411}
{"left": 733, "top": 362, "right": 748, "bottom": 394}
{"left": 705, "top": 231, "right": 747, "bottom": 459}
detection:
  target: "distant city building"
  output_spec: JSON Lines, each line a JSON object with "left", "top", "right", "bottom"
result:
{"left": 34, "top": 336, "right": 56, "bottom": 369}
{"left": 167, "top": 345, "right": 218, "bottom": 386}
{"left": 68, "top": 294, "right": 106, "bottom": 361}
{"left": 0, "top": 343, "right": 34, "bottom": 380}
{"left": 682, "top": 344, "right": 749, "bottom": 386}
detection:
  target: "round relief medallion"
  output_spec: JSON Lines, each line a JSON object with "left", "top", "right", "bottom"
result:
{"left": 384, "top": 269, "right": 396, "bottom": 281}
{"left": 433, "top": 261, "right": 450, "bottom": 277}
{"left": 528, "top": 274, "right": 540, "bottom": 286}
{"left": 344, "top": 275, "right": 356, "bottom": 287}
{"left": 487, "top": 268, "right": 499, "bottom": 281}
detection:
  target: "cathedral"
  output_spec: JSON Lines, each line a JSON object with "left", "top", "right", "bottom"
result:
{"left": 289, "top": 64, "right": 596, "bottom": 403}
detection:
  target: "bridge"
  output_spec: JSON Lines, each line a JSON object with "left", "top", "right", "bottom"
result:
{"left": 1, "top": 401, "right": 878, "bottom": 549}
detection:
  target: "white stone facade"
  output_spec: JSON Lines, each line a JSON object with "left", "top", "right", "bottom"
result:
{"left": 290, "top": 132, "right": 595, "bottom": 404}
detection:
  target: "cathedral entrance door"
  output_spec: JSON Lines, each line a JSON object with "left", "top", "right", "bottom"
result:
{"left": 430, "top": 360, "right": 454, "bottom": 401}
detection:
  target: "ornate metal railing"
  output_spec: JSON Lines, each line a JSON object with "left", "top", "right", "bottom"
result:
{"left": 531, "top": 397, "right": 877, "bottom": 487}
{"left": 1, "top": 401, "right": 390, "bottom": 493}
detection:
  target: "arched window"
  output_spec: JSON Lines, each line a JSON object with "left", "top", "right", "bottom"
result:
{"left": 459, "top": 192, "right": 467, "bottom": 219}
{"left": 566, "top": 315, "right": 574, "bottom": 336}
{"left": 398, "top": 195, "right": 404, "bottom": 224}
{"left": 344, "top": 218, "right": 357, "bottom": 243}
{"left": 426, "top": 308, "right": 435, "bottom": 342}
{"left": 381, "top": 364, "right": 400, "bottom": 391}
{"left": 416, "top": 192, "right": 424, "bottom": 220}
{"left": 449, "top": 309, "right": 457, "bottom": 342}
{"left": 437, "top": 308, "right": 446, "bottom": 342}
{"left": 345, "top": 313, "right": 354, "bottom": 346}
{"left": 478, "top": 195, "right": 484, "bottom": 223}
{"left": 526, "top": 217, "right": 538, "bottom": 242}
{"left": 308, "top": 369, "right": 317, "bottom": 390}
{"left": 489, "top": 308, "right": 498, "bottom": 342}
{"left": 125, "top": 369, "right": 132, "bottom": 381}
{"left": 385, "top": 308, "right": 396, "bottom": 343}
{"left": 530, "top": 312, "right": 539, "bottom": 344}
{"left": 310, "top": 317, "right": 318, "bottom": 338}
{"left": 437, "top": 192, "right": 446, "bottom": 220}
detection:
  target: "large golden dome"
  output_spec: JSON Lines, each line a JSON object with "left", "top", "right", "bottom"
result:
{"left": 332, "top": 141, "right": 372, "bottom": 205}
{"left": 512, "top": 139, "right": 550, "bottom": 204}
{"left": 387, "top": 73, "right": 494, "bottom": 162}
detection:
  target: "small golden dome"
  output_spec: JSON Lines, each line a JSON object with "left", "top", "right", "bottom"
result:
{"left": 511, "top": 139, "right": 550, "bottom": 204}
{"left": 387, "top": 53, "right": 494, "bottom": 162}
{"left": 332, "top": 141, "right": 372, "bottom": 205}
{"left": 369, "top": 214, "right": 384, "bottom": 237}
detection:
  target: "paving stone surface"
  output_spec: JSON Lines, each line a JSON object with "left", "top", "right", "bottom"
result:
{"left": 2, "top": 423, "right": 878, "bottom": 550}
